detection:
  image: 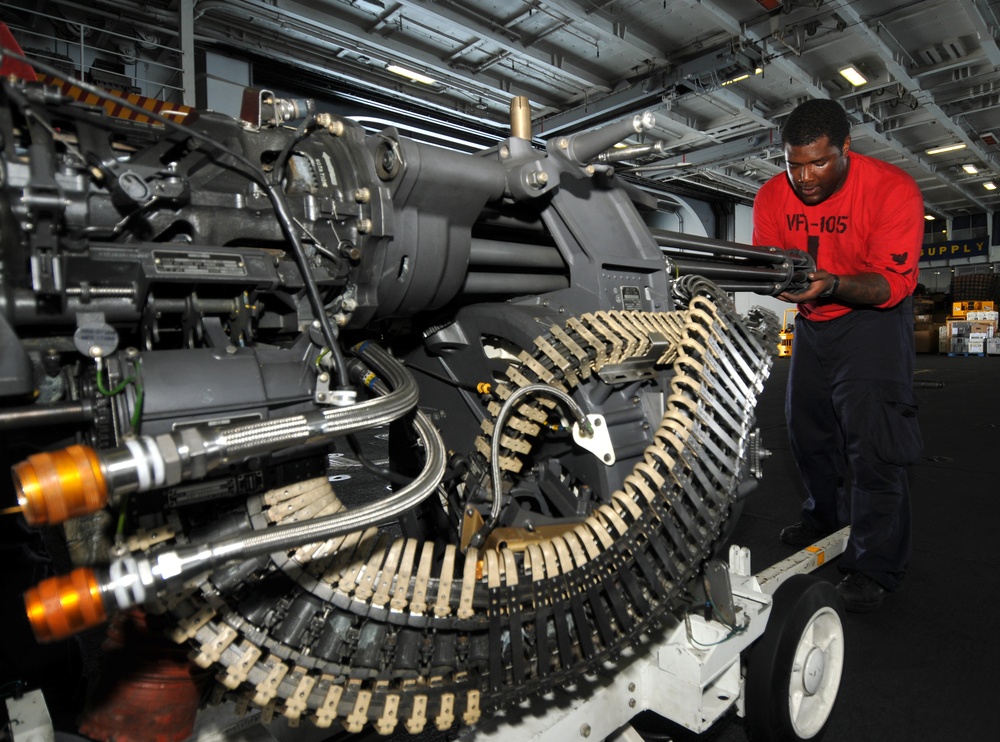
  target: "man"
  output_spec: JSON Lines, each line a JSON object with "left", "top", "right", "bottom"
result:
{"left": 753, "top": 98, "right": 924, "bottom": 612}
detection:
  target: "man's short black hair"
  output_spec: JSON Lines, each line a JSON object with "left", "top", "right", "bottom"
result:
{"left": 782, "top": 99, "right": 851, "bottom": 151}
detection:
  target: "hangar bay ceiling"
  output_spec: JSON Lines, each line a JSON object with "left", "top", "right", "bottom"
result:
{"left": 5, "top": 0, "right": 998, "bottom": 218}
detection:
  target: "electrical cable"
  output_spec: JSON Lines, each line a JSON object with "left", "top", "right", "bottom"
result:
{"left": 405, "top": 360, "right": 489, "bottom": 392}
{"left": 346, "top": 432, "right": 410, "bottom": 486}
{"left": 488, "top": 382, "right": 592, "bottom": 525}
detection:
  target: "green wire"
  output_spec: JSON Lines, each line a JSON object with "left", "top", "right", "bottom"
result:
{"left": 96, "top": 362, "right": 134, "bottom": 396}
{"left": 127, "top": 358, "right": 144, "bottom": 433}
{"left": 116, "top": 492, "right": 130, "bottom": 537}
{"left": 96, "top": 357, "right": 145, "bottom": 434}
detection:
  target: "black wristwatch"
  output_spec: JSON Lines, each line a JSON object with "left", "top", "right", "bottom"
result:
{"left": 820, "top": 274, "right": 840, "bottom": 298}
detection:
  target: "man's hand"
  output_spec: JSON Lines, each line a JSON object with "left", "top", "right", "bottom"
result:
{"left": 779, "top": 270, "right": 836, "bottom": 303}
{"left": 778, "top": 271, "right": 892, "bottom": 306}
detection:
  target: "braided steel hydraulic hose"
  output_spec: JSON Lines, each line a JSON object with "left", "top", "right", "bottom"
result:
{"left": 13, "top": 342, "right": 419, "bottom": 526}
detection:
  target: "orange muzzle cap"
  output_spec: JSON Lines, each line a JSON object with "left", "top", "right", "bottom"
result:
{"left": 24, "top": 567, "right": 108, "bottom": 643}
{"left": 12, "top": 444, "right": 107, "bottom": 526}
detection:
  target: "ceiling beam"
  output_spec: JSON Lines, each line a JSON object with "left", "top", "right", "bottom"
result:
{"left": 388, "top": 0, "right": 611, "bottom": 90}
{"left": 538, "top": 0, "right": 669, "bottom": 62}
{"left": 955, "top": 0, "right": 1000, "bottom": 67}
{"left": 196, "top": 0, "right": 584, "bottom": 107}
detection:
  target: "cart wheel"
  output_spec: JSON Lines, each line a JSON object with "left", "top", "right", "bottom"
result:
{"left": 745, "top": 575, "right": 846, "bottom": 741}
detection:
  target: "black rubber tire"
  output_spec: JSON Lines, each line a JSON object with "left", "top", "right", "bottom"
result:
{"left": 745, "top": 575, "right": 846, "bottom": 741}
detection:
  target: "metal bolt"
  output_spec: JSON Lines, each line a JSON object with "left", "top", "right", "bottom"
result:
{"left": 559, "top": 138, "right": 569, "bottom": 150}
{"left": 628, "top": 683, "right": 636, "bottom": 692}
{"left": 585, "top": 165, "right": 596, "bottom": 175}
{"left": 580, "top": 724, "right": 591, "bottom": 738}
{"left": 354, "top": 187, "right": 370, "bottom": 203}
{"left": 527, "top": 170, "right": 549, "bottom": 189}
{"left": 319, "top": 373, "right": 330, "bottom": 383}
{"left": 628, "top": 698, "right": 636, "bottom": 708}
{"left": 357, "top": 218, "right": 372, "bottom": 234}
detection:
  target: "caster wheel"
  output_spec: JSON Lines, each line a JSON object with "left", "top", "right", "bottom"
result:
{"left": 746, "top": 575, "right": 846, "bottom": 741}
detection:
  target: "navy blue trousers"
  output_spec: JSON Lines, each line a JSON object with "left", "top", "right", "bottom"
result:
{"left": 786, "top": 297, "right": 921, "bottom": 590}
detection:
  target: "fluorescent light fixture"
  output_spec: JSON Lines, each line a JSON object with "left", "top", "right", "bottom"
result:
{"left": 720, "top": 68, "right": 762, "bottom": 87}
{"left": 721, "top": 73, "right": 750, "bottom": 86}
{"left": 926, "top": 143, "right": 966, "bottom": 155}
{"left": 386, "top": 64, "right": 438, "bottom": 85}
{"left": 924, "top": 215, "right": 935, "bottom": 220}
{"left": 838, "top": 65, "right": 868, "bottom": 87}
{"left": 962, "top": 164, "right": 979, "bottom": 174}
{"left": 985, "top": 181, "right": 997, "bottom": 191}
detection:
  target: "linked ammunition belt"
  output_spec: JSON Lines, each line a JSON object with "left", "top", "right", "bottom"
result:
{"left": 154, "top": 288, "right": 772, "bottom": 735}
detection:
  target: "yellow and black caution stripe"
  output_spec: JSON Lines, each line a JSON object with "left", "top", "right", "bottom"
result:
{"left": 38, "top": 73, "right": 194, "bottom": 126}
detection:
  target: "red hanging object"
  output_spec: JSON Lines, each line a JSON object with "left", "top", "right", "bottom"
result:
{"left": 77, "top": 610, "right": 210, "bottom": 742}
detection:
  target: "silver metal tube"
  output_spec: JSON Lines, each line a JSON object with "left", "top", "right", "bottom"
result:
{"left": 147, "top": 402, "right": 446, "bottom": 586}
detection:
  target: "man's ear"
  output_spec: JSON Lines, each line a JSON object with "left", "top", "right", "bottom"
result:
{"left": 842, "top": 135, "right": 852, "bottom": 156}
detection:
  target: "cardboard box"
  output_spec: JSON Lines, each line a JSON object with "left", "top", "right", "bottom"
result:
{"left": 952, "top": 300, "right": 996, "bottom": 317}
{"left": 968, "top": 321, "right": 997, "bottom": 338}
{"left": 967, "top": 311, "right": 999, "bottom": 322}
{"left": 968, "top": 338, "right": 985, "bottom": 354}
{"left": 987, "top": 338, "right": 1000, "bottom": 355}
{"left": 950, "top": 337, "right": 968, "bottom": 354}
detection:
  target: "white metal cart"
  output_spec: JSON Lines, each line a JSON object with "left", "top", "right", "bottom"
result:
{"left": 461, "top": 527, "right": 851, "bottom": 742}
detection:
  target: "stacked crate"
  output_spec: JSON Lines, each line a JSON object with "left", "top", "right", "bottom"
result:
{"left": 946, "top": 301, "right": 997, "bottom": 355}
